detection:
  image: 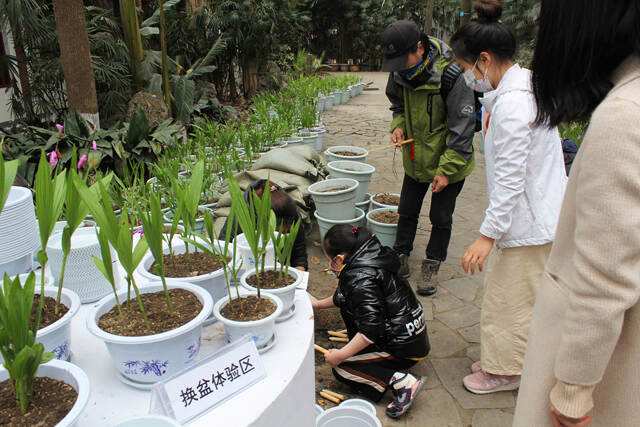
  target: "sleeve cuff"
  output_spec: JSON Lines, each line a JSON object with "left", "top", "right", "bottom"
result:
{"left": 390, "top": 115, "right": 405, "bottom": 133}
{"left": 549, "top": 381, "right": 596, "bottom": 419}
{"left": 479, "top": 222, "right": 502, "bottom": 241}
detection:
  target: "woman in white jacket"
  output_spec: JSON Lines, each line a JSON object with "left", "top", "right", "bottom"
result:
{"left": 451, "top": 0, "right": 567, "bottom": 394}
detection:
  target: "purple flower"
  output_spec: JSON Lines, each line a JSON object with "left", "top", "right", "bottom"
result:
{"left": 91, "top": 140, "right": 97, "bottom": 151}
{"left": 55, "top": 123, "right": 64, "bottom": 135}
{"left": 48, "top": 150, "right": 59, "bottom": 167}
{"left": 77, "top": 154, "right": 88, "bottom": 170}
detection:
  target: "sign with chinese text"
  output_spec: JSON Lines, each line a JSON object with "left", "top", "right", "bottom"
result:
{"left": 151, "top": 336, "right": 266, "bottom": 423}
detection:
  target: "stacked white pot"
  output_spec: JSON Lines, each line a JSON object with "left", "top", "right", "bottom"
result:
{"left": 48, "top": 227, "right": 118, "bottom": 303}
{"left": 0, "top": 187, "right": 38, "bottom": 276}
{"left": 324, "top": 146, "right": 368, "bottom": 164}
{"left": 327, "top": 160, "right": 376, "bottom": 205}
{"left": 309, "top": 178, "right": 365, "bottom": 241}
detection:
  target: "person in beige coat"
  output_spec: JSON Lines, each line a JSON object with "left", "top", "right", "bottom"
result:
{"left": 514, "top": 1, "right": 640, "bottom": 426}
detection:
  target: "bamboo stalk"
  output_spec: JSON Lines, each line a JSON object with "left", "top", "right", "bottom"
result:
{"left": 329, "top": 336, "right": 349, "bottom": 343}
{"left": 322, "top": 389, "right": 346, "bottom": 401}
{"left": 328, "top": 330, "right": 348, "bottom": 338}
{"left": 314, "top": 344, "right": 329, "bottom": 355}
{"left": 319, "top": 391, "right": 341, "bottom": 404}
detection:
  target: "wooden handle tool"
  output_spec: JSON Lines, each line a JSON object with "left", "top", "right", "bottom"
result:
{"left": 329, "top": 336, "right": 349, "bottom": 343}
{"left": 328, "top": 330, "right": 348, "bottom": 338}
{"left": 319, "top": 391, "right": 341, "bottom": 404}
{"left": 314, "top": 344, "right": 329, "bottom": 355}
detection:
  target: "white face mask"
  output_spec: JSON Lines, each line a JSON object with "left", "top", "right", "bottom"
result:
{"left": 463, "top": 59, "right": 494, "bottom": 92}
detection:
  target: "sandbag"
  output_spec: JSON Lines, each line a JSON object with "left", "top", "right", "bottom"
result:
{"left": 250, "top": 145, "right": 325, "bottom": 179}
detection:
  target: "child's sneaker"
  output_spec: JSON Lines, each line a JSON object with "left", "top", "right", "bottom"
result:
{"left": 463, "top": 371, "right": 520, "bottom": 394}
{"left": 385, "top": 373, "right": 424, "bottom": 419}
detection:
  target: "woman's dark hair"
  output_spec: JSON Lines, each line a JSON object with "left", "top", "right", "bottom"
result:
{"left": 450, "top": 0, "right": 516, "bottom": 63}
{"left": 323, "top": 225, "right": 373, "bottom": 259}
{"left": 532, "top": 0, "right": 640, "bottom": 126}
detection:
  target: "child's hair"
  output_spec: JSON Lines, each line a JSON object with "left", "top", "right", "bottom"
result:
{"left": 323, "top": 224, "right": 373, "bottom": 258}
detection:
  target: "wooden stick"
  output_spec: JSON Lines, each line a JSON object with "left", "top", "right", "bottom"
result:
{"left": 328, "top": 330, "right": 348, "bottom": 338}
{"left": 314, "top": 344, "right": 329, "bottom": 355}
{"left": 322, "top": 389, "right": 346, "bottom": 401}
{"left": 329, "top": 336, "right": 349, "bottom": 343}
{"left": 319, "top": 391, "right": 341, "bottom": 404}
{"left": 337, "top": 329, "right": 347, "bottom": 334}
{"left": 367, "top": 139, "right": 415, "bottom": 153}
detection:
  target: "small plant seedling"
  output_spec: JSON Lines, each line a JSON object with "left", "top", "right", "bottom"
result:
{"left": 271, "top": 218, "right": 301, "bottom": 275}
{"left": 0, "top": 150, "right": 19, "bottom": 213}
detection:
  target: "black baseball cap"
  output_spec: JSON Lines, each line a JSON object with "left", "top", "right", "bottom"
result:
{"left": 381, "top": 20, "right": 421, "bottom": 72}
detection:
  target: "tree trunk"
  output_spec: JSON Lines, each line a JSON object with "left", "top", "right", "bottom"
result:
{"left": 461, "top": 0, "right": 472, "bottom": 25}
{"left": 227, "top": 60, "right": 237, "bottom": 101}
{"left": 242, "top": 59, "right": 258, "bottom": 98}
{"left": 424, "top": 0, "right": 434, "bottom": 35}
{"left": 119, "top": 0, "right": 145, "bottom": 90}
{"left": 10, "top": 27, "right": 35, "bottom": 123}
{"left": 52, "top": 0, "right": 100, "bottom": 128}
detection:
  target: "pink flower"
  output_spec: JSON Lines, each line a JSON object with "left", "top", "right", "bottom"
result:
{"left": 55, "top": 123, "right": 64, "bottom": 135}
{"left": 77, "top": 154, "right": 88, "bottom": 170}
{"left": 48, "top": 150, "right": 60, "bottom": 167}
{"left": 91, "top": 140, "right": 97, "bottom": 151}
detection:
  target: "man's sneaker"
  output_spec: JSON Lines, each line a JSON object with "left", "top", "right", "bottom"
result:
{"left": 417, "top": 259, "right": 440, "bottom": 296}
{"left": 397, "top": 253, "right": 411, "bottom": 279}
{"left": 386, "top": 374, "right": 424, "bottom": 419}
{"left": 463, "top": 371, "right": 520, "bottom": 394}
{"left": 470, "top": 361, "right": 482, "bottom": 373}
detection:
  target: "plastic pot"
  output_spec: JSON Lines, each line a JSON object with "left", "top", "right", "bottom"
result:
{"left": 355, "top": 194, "right": 371, "bottom": 227}
{"left": 0, "top": 359, "right": 90, "bottom": 427}
{"left": 324, "top": 146, "right": 368, "bottom": 164}
{"left": 316, "top": 406, "right": 381, "bottom": 427}
{"left": 115, "top": 415, "right": 182, "bottom": 427}
{"left": 366, "top": 208, "right": 399, "bottom": 248}
{"left": 340, "top": 399, "right": 377, "bottom": 415}
{"left": 163, "top": 206, "right": 213, "bottom": 234}
{"left": 87, "top": 282, "right": 213, "bottom": 386}
{"left": 311, "top": 126, "right": 327, "bottom": 152}
{"left": 213, "top": 291, "right": 283, "bottom": 351}
{"left": 234, "top": 233, "right": 276, "bottom": 273}
{"left": 369, "top": 193, "right": 401, "bottom": 211}
{"left": 240, "top": 266, "right": 302, "bottom": 322}
{"left": 327, "top": 161, "right": 376, "bottom": 203}
{"left": 315, "top": 208, "right": 365, "bottom": 241}
{"left": 308, "top": 178, "right": 358, "bottom": 221}
{"left": 296, "top": 131, "right": 319, "bottom": 148}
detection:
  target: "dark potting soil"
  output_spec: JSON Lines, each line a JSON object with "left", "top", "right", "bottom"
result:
{"left": 98, "top": 289, "right": 202, "bottom": 336}
{"left": 246, "top": 270, "right": 296, "bottom": 290}
{"left": 373, "top": 193, "right": 400, "bottom": 206}
{"left": 371, "top": 211, "right": 400, "bottom": 224}
{"left": 220, "top": 296, "right": 276, "bottom": 321}
{"left": 155, "top": 252, "right": 227, "bottom": 278}
{"left": 0, "top": 377, "right": 77, "bottom": 426}
{"left": 31, "top": 295, "right": 68, "bottom": 330}
{"left": 317, "top": 186, "right": 349, "bottom": 193}
{"left": 332, "top": 151, "right": 360, "bottom": 157}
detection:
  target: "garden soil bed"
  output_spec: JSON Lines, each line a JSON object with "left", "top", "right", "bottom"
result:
{"left": 156, "top": 252, "right": 227, "bottom": 278}
{"left": 0, "top": 377, "right": 77, "bottom": 426}
{"left": 32, "top": 295, "right": 69, "bottom": 329}
{"left": 371, "top": 210, "right": 400, "bottom": 224}
{"left": 332, "top": 151, "right": 360, "bottom": 157}
{"left": 246, "top": 270, "right": 296, "bottom": 289}
{"left": 373, "top": 193, "right": 400, "bottom": 206}
{"left": 98, "top": 289, "right": 202, "bottom": 336}
{"left": 221, "top": 296, "right": 276, "bottom": 321}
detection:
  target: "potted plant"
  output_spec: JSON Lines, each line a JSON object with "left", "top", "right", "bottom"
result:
{"left": 76, "top": 177, "right": 213, "bottom": 386}
{"left": 366, "top": 207, "right": 400, "bottom": 248}
{"left": 213, "top": 177, "right": 283, "bottom": 350}
{"left": 369, "top": 192, "right": 401, "bottom": 211}
{"left": 324, "top": 146, "right": 369, "bottom": 163}
{"left": 327, "top": 160, "right": 376, "bottom": 203}
{"left": 308, "top": 178, "right": 359, "bottom": 221}
{"left": 0, "top": 273, "right": 90, "bottom": 425}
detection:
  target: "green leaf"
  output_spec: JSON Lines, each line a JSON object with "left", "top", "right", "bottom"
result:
{"left": 0, "top": 151, "right": 19, "bottom": 212}
{"left": 126, "top": 109, "right": 150, "bottom": 147}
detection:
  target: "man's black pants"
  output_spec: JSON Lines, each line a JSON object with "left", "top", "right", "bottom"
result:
{"left": 393, "top": 174, "right": 465, "bottom": 262}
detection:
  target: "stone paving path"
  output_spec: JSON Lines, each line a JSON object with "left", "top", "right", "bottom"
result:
{"left": 308, "top": 72, "right": 516, "bottom": 426}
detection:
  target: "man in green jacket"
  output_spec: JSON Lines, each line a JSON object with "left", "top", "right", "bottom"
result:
{"left": 382, "top": 20, "right": 475, "bottom": 296}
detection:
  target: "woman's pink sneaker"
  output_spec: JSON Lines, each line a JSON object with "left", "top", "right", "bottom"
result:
{"left": 463, "top": 371, "right": 520, "bottom": 394}
{"left": 470, "top": 361, "right": 482, "bottom": 373}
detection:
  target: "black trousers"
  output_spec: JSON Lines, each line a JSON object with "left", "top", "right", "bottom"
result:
{"left": 393, "top": 174, "right": 465, "bottom": 262}
{"left": 332, "top": 348, "right": 418, "bottom": 402}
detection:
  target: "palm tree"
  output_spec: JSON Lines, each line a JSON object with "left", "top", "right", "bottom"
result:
{"left": 52, "top": 0, "right": 100, "bottom": 128}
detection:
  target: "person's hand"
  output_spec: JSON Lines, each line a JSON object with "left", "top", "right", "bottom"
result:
{"left": 391, "top": 128, "right": 405, "bottom": 147}
{"left": 324, "top": 349, "right": 347, "bottom": 367}
{"left": 461, "top": 235, "right": 494, "bottom": 274}
{"left": 432, "top": 175, "right": 449, "bottom": 193}
{"left": 550, "top": 405, "right": 592, "bottom": 427}
{"left": 296, "top": 266, "right": 306, "bottom": 272}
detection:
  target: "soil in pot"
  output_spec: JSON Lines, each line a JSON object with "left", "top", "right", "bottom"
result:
{"left": 98, "top": 289, "right": 203, "bottom": 336}
{"left": 373, "top": 193, "right": 400, "bottom": 206}
{"left": 332, "top": 151, "right": 360, "bottom": 157}
{"left": 246, "top": 271, "right": 296, "bottom": 290}
{"left": 371, "top": 211, "right": 400, "bottom": 224}
{"left": 31, "top": 295, "right": 69, "bottom": 329}
{"left": 221, "top": 296, "right": 276, "bottom": 321}
{"left": 316, "top": 186, "right": 349, "bottom": 193}
{"left": 154, "top": 252, "right": 227, "bottom": 278}
{"left": 0, "top": 377, "right": 77, "bottom": 426}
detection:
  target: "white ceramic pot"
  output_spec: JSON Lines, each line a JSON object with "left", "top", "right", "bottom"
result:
{"left": 87, "top": 282, "right": 213, "bottom": 386}
{"left": 366, "top": 208, "right": 399, "bottom": 248}
{"left": 327, "top": 161, "right": 376, "bottom": 203}
{"left": 115, "top": 415, "right": 182, "bottom": 427}
{"left": 324, "top": 146, "right": 368, "bottom": 164}
{"left": 37, "top": 287, "right": 81, "bottom": 362}
{"left": 213, "top": 291, "right": 283, "bottom": 350}
{"left": 315, "top": 208, "right": 366, "bottom": 241}
{"left": 240, "top": 266, "right": 301, "bottom": 321}
{"left": 234, "top": 233, "right": 276, "bottom": 273}
{"left": 309, "top": 178, "right": 358, "bottom": 221}
{"left": 369, "top": 193, "right": 401, "bottom": 211}
{"left": 0, "top": 359, "right": 90, "bottom": 427}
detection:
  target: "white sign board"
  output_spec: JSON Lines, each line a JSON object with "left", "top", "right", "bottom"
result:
{"left": 150, "top": 336, "right": 266, "bottom": 423}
